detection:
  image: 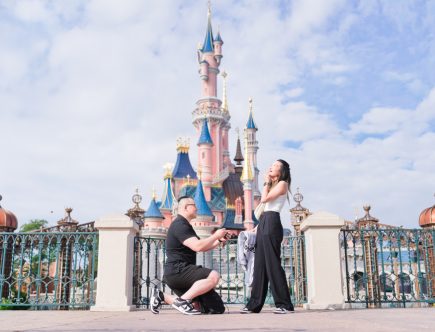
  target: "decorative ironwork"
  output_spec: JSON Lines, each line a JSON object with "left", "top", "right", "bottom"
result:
{"left": 341, "top": 227, "right": 435, "bottom": 307}
{"left": 0, "top": 232, "right": 98, "bottom": 309}
{"left": 133, "top": 235, "right": 307, "bottom": 308}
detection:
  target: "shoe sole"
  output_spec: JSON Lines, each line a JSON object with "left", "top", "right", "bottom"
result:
{"left": 172, "top": 303, "right": 201, "bottom": 315}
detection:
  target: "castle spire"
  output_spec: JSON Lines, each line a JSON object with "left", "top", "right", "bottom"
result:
{"left": 194, "top": 178, "right": 214, "bottom": 217}
{"left": 246, "top": 97, "right": 257, "bottom": 130}
{"left": 197, "top": 118, "right": 213, "bottom": 145}
{"left": 233, "top": 128, "right": 244, "bottom": 165}
{"left": 160, "top": 163, "right": 176, "bottom": 210}
{"left": 201, "top": 2, "right": 214, "bottom": 53}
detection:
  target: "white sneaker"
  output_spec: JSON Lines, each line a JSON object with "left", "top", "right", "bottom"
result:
{"left": 274, "top": 307, "right": 294, "bottom": 314}
{"left": 150, "top": 288, "right": 164, "bottom": 314}
{"left": 172, "top": 298, "right": 201, "bottom": 315}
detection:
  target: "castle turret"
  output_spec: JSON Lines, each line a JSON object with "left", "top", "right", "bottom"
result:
{"left": 141, "top": 190, "right": 166, "bottom": 239}
{"left": 172, "top": 137, "right": 197, "bottom": 196}
{"left": 191, "top": 175, "right": 215, "bottom": 238}
{"left": 197, "top": 119, "right": 213, "bottom": 200}
{"left": 241, "top": 132, "right": 254, "bottom": 230}
{"left": 244, "top": 98, "right": 260, "bottom": 203}
{"left": 160, "top": 163, "right": 177, "bottom": 228}
{"left": 233, "top": 129, "right": 244, "bottom": 177}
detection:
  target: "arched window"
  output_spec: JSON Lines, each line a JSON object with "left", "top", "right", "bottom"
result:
{"left": 353, "top": 272, "right": 365, "bottom": 292}
{"left": 380, "top": 273, "right": 394, "bottom": 293}
{"left": 398, "top": 273, "right": 412, "bottom": 294}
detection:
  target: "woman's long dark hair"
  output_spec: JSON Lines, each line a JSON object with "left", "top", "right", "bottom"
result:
{"left": 277, "top": 159, "right": 291, "bottom": 192}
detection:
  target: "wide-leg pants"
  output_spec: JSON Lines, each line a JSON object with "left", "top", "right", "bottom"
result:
{"left": 246, "top": 211, "right": 294, "bottom": 312}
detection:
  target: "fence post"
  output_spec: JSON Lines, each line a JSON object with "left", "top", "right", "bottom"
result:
{"left": 301, "top": 211, "right": 346, "bottom": 309}
{"left": 91, "top": 214, "right": 139, "bottom": 311}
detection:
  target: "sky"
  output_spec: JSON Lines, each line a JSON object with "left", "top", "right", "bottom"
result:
{"left": 0, "top": 0, "right": 434, "bottom": 229}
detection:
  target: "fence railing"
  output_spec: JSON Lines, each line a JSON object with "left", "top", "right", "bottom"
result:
{"left": 133, "top": 235, "right": 307, "bottom": 308}
{"left": 0, "top": 232, "right": 98, "bottom": 309}
{"left": 340, "top": 227, "right": 435, "bottom": 308}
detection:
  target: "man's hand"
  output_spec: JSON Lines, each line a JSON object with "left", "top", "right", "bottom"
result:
{"left": 214, "top": 228, "right": 227, "bottom": 240}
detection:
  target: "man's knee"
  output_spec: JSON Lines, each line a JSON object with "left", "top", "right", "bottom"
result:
{"left": 208, "top": 270, "right": 220, "bottom": 286}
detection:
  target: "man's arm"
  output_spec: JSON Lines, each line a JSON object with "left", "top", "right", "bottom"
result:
{"left": 183, "top": 228, "right": 227, "bottom": 252}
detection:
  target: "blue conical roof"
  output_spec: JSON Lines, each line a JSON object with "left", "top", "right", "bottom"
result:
{"left": 198, "top": 119, "right": 213, "bottom": 145}
{"left": 194, "top": 179, "right": 213, "bottom": 217}
{"left": 145, "top": 198, "right": 164, "bottom": 219}
{"left": 214, "top": 31, "right": 223, "bottom": 44}
{"left": 201, "top": 13, "right": 214, "bottom": 53}
{"left": 172, "top": 150, "right": 197, "bottom": 179}
{"left": 246, "top": 110, "right": 257, "bottom": 130}
{"left": 159, "top": 177, "right": 176, "bottom": 210}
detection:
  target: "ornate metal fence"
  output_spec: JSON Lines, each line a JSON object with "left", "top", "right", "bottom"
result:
{"left": 133, "top": 235, "right": 307, "bottom": 309}
{"left": 341, "top": 227, "right": 435, "bottom": 308}
{"left": 0, "top": 232, "right": 98, "bottom": 309}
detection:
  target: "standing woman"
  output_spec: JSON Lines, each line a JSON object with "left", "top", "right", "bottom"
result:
{"left": 241, "top": 159, "right": 295, "bottom": 314}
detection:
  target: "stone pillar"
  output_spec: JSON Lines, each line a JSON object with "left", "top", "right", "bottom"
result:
{"left": 91, "top": 214, "right": 139, "bottom": 311}
{"left": 301, "top": 211, "right": 346, "bottom": 310}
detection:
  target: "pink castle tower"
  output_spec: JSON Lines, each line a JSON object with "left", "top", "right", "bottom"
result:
{"left": 193, "top": 5, "right": 231, "bottom": 192}
{"left": 197, "top": 119, "right": 213, "bottom": 201}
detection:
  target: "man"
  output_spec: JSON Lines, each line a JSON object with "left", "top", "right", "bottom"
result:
{"left": 150, "top": 196, "right": 229, "bottom": 315}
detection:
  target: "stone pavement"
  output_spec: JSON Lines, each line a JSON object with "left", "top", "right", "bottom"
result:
{"left": 0, "top": 306, "right": 433, "bottom": 332}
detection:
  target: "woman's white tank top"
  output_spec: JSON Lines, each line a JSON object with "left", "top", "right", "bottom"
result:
{"left": 264, "top": 193, "right": 287, "bottom": 213}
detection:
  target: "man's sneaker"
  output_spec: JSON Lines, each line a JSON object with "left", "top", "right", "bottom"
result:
{"left": 274, "top": 307, "right": 294, "bottom": 314}
{"left": 240, "top": 306, "right": 253, "bottom": 314}
{"left": 172, "top": 298, "right": 201, "bottom": 315}
{"left": 150, "top": 288, "right": 164, "bottom": 314}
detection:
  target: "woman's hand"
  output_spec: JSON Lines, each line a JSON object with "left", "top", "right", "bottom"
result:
{"left": 263, "top": 174, "right": 272, "bottom": 187}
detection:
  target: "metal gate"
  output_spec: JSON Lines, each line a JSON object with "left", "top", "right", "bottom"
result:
{"left": 0, "top": 231, "right": 98, "bottom": 309}
{"left": 133, "top": 235, "right": 307, "bottom": 308}
{"left": 340, "top": 227, "right": 435, "bottom": 307}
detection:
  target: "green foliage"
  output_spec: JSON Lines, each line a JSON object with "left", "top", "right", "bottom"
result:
{"left": 0, "top": 290, "right": 30, "bottom": 310}
{"left": 19, "top": 219, "right": 48, "bottom": 232}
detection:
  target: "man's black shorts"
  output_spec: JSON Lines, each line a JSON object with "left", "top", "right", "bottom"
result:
{"left": 163, "top": 264, "right": 225, "bottom": 314}
{"left": 164, "top": 263, "right": 212, "bottom": 291}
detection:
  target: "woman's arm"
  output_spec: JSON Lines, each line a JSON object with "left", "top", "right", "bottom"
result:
{"left": 260, "top": 180, "right": 287, "bottom": 203}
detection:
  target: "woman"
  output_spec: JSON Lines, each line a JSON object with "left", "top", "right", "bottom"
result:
{"left": 241, "top": 159, "right": 295, "bottom": 314}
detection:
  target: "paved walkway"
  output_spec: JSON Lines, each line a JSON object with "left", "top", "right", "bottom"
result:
{"left": 0, "top": 306, "right": 433, "bottom": 331}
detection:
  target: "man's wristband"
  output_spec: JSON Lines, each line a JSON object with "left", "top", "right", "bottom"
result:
{"left": 263, "top": 181, "right": 271, "bottom": 187}
{"left": 218, "top": 239, "right": 223, "bottom": 243}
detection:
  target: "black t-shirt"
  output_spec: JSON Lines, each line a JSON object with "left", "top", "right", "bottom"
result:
{"left": 164, "top": 215, "right": 199, "bottom": 275}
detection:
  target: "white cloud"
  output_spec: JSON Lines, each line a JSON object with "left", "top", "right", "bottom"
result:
{"left": 0, "top": 0, "right": 434, "bottom": 231}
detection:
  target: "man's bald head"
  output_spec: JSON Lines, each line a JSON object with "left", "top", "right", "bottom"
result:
{"left": 176, "top": 196, "right": 197, "bottom": 221}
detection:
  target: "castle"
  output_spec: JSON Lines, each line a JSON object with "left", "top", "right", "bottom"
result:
{"left": 128, "top": 6, "right": 262, "bottom": 238}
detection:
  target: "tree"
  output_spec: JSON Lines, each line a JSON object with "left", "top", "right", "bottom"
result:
{"left": 19, "top": 219, "right": 48, "bottom": 232}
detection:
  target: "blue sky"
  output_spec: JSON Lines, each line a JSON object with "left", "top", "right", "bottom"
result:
{"left": 0, "top": 0, "right": 434, "bottom": 228}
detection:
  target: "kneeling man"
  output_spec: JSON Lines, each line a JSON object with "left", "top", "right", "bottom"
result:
{"left": 150, "top": 196, "right": 228, "bottom": 315}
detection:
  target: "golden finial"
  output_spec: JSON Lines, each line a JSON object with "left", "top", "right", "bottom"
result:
{"left": 176, "top": 137, "right": 190, "bottom": 153}
{"left": 248, "top": 97, "right": 253, "bottom": 114}
{"left": 152, "top": 186, "right": 157, "bottom": 200}
{"left": 186, "top": 174, "right": 191, "bottom": 185}
{"left": 235, "top": 127, "right": 239, "bottom": 137}
{"left": 208, "top": 0, "right": 211, "bottom": 16}
{"left": 163, "top": 162, "right": 174, "bottom": 179}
